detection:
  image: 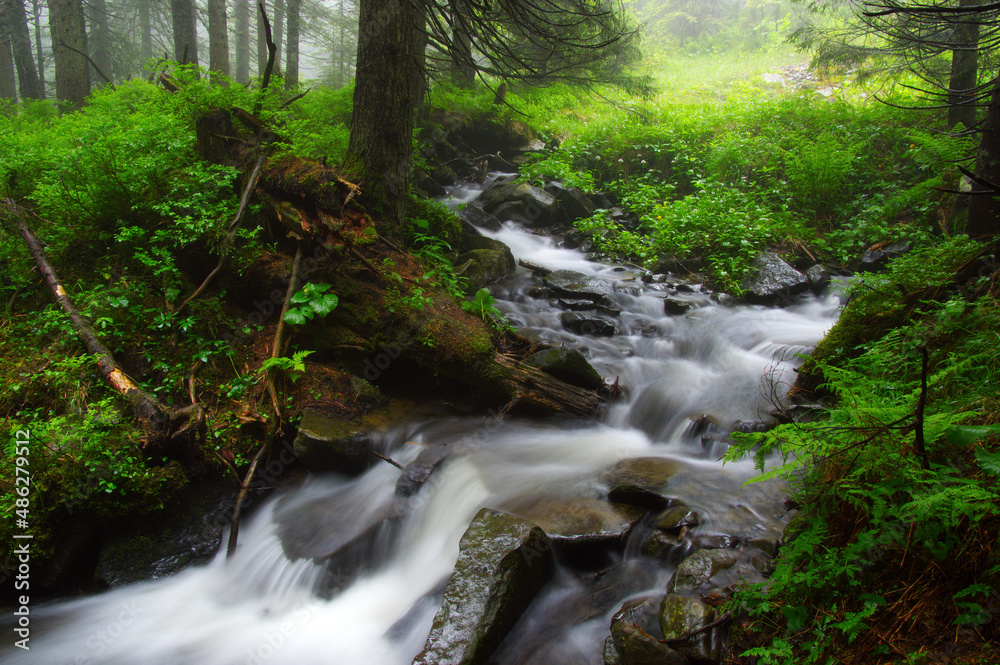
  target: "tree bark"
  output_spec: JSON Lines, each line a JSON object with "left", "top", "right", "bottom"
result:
{"left": 171, "top": 0, "right": 199, "bottom": 66}
{"left": 947, "top": 0, "right": 980, "bottom": 130}
{"left": 968, "top": 68, "right": 1000, "bottom": 237}
{"left": 31, "top": 0, "right": 45, "bottom": 95}
{"left": 0, "top": 33, "right": 16, "bottom": 104}
{"left": 283, "top": 0, "right": 298, "bottom": 88}
{"left": 138, "top": 0, "right": 152, "bottom": 73}
{"left": 209, "top": 0, "right": 230, "bottom": 78}
{"left": 85, "top": 0, "right": 113, "bottom": 86}
{"left": 5, "top": 0, "right": 44, "bottom": 99}
{"left": 343, "top": 0, "right": 419, "bottom": 226}
{"left": 47, "top": 0, "right": 89, "bottom": 108}
{"left": 234, "top": 0, "right": 249, "bottom": 82}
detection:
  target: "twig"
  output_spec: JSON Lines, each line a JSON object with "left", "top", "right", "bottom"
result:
{"left": 374, "top": 451, "right": 404, "bottom": 470}
{"left": 225, "top": 432, "right": 272, "bottom": 558}
{"left": 58, "top": 40, "right": 114, "bottom": 87}
{"left": 281, "top": 89, "right": 310, "bottom": 108}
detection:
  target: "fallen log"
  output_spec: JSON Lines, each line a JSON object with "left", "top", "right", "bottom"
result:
{"left": 4, "top": 199, "right": 190, "bottom": 444}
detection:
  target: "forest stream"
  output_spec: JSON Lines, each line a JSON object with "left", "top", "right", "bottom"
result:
{"left": 0, "top": 176, "right": 842, "bottom": 665}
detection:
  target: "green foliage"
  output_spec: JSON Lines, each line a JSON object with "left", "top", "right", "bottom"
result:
{"left": 279, "top": 84, "right": 354, "bottom": 163}
{"left": 461, "top": 288, "right": 511, "bottom": 332}
{"left": 258, "top": 350, "right": 314, "bottom": 383}
{"left": 283, "top": 282, "right": 339, "bottom": 325}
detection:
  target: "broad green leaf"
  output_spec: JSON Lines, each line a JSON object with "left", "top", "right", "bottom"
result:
{"left": 283, "top": 308, "right": 309, "bottom": 325}
{"left": 312, "top": 294, "right": 339, "bottom": 317}
{"left": 974, "top": 449, "right": 1000, "bottom": 477}
{"left": 945, "top": 425, "right": 1000, "bottom": 447}
{"left": 291, "top": 290, "right": 311, "bottom": 305}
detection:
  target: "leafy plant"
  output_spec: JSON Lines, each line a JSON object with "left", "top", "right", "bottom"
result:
{"left": 283, "top": 282, "right": 339, "bottom": 325}
{"left": 258, "top": 350, "right": 314, "bottom": 382}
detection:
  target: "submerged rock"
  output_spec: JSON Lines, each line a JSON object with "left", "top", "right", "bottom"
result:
{"left": 544, "top": 269, "right": 617, "bottom": 302}
{"left": 525, "top": 347, "right": 604, "bottom": 391}
{"left": 605, "top": 457, "right": 686, "bottom": 509}
{"left": 740, "top": 252, "right": 810, "bottom": 305}
{"left": 293, "top": 407, "right": 378, "bottom": 475}
{"left": 561, "top": 312, "right": 617, "bottom": 336}
{"left": 413, "top": 508, "right": 554, "bottom": 665}
{"left": 479, "top": 180, "right": 559, "bottom": 228}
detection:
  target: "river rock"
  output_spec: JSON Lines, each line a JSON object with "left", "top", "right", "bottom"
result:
{"left": 512, "top": 497, "right": 645, "bottom": 550}
{"left": 805, "top": 264, "right": 831, "bottom": 292}
{"left": 605, "top": 457, "right": 685, "bottom": 509}
{"left": 413, "top": 508, "right": 554, "bottom": 665}
{"left": 293, "top": 407, "right": 378, "bottom": 475}
{"left": 543, "top": 270, "right": 617, "bottom": 302}
{"left": 664, "top": 297, "right": 693, "bottom": 316}
{"left": 525, "top": 347, "right": 604, "bottom": 390}
{"left": 660, "top": 593, "right": 722, "bottom": 664}
{"left": 459, "top": 204, "right": 503, "bottom": 232}
{"left": 610, "top": 596, "right": 689, "bottom": 665}
{"left": 603, "top": 636, "right": 626, "bottom": 665}
{"left": 654, "top": 505, "right": 700, "bottom": 531}
{"left": 740, "top": 252, "right": 810, "bottom": 305}
{"left": 855, "top": 240, "right": 911, "bottom": 272}
{"left": 561, "top": 312, "right": 617, "bottom": 336}
{"left": 479, "top": 180, "right": 559, "bottom": 228}
{"left": 668, "top": 548, "right": 766, "bottom": 594}
{"left": 395, "top": 442, "right": 450, "bottom": 497}
{"left": 458, "top": 232, "right": 515, "bottom": 262}
{"left": 456, "top": 248, "right": 516, "bottom": 292}
{"left": 545, "top": 182, "right": 597, "bottom": 222}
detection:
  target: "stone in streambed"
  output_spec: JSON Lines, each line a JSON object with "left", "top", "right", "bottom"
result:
{"left": 543, "top": 270, "right": 617, "bottom": 302}
{"left": 660, "top": 593, "right": 723, "bottom": 664}
{"left": 455, "top": 248, "right": 516, "bottom": 292}
{"left": 668, "top": 548, "right": 767, "bottom": 594}
{"left": 525, "top": 347, "right": 603, "bottom": 391}
{"left": 413, "top": 509, "right": 554, "bottom": 665}
{"left": 740, "top": 252, "right": 810, "bottom": 305}
{"left": 293, "top": 407, "right": 378, "bottom": 475}
{"left": 610, "top": 596, "right": 689, "bottom": 665}
{"left": 605, "top": 457, "right": 686, "bottom": 509}
{"left": 511, "top": 497, "right": 645, "bottom": 550}
{"left": 560, "top": 312, "right": 616, "bottom": 336}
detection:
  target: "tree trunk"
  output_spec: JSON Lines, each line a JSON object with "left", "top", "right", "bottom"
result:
{"left": 86, "top": 0, "right": 113, "bottom": 86}
{"left": 272, "top": 0, "right": 283, "bottom": 73}
{"left": 412, "top": 3, "right": 427, "bottom": 110}
{"left": 47, "top": 0, "right": 89, "bottom": 108}
{"left": 5, "top": 0, "right": 44, "bottom": 99}
{"left": 344, "top": 0, "right": 419, "bottom": 226}
{"left": 171, "top": 0, "right": 199, "bottom": 66}
{"left": 0, "top": 33, "right": 16, "bottom": 104}
{"left": 138, "top": 0, "right": 152, "bottom": 73}
{"left": 32, "top": 0, "right": 45, "bottom": 96}
{"left": 968, "top": 67, "right": 1000, "bottom": 237}
{"left": 209, "top": 0, "right": 230, "bottom": 78}
{"left": 234, "top": 0, "right": 249, "bottom": 82}
{"left": 284, "top": 0, "right": 297, "bottom": 88}
{"left": 257, "top": 0, "right": 267, "bottom": 76}
{"left": 947, "top": 0, "right": 980, "bottom": 130}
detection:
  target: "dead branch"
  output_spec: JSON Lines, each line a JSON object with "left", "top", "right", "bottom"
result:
{"left": 254, "top": 3, "right": 277, "bottom": 116}
{"left": 58, "top": 40, "right": 114, "bottom": 88}
{"left": 518, "top": 259, "right": 552, "bottom": 276}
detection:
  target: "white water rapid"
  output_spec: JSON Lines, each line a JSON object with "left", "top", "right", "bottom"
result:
{"left": 1, "top": 179, "right": 841, "bottom": 665}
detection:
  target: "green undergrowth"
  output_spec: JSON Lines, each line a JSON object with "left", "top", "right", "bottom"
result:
{"left": 725, "top": 240, "right": 1000, "bottom": 664}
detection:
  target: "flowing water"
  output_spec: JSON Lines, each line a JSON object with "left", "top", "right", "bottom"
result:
{"left": 2, "top": 179, "right": 841, "bottom": 665}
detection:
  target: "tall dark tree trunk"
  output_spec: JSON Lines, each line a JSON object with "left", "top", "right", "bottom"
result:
{"left": 171, "top": 0, "right": 199, "bottom": 66}
{"left": 5, "top": 0, "right": 44, "bottom": 99}
{"left": 284, "top": 0, "right": 298, "bottom": 88}
{"left": 257, "top": 0, "right": 267, "bottom": 76}
{"left": 86, "top": 0, "right": 113, "bottom": 85}
{"left": 209, "top": 0, "right": 230, "bottom": 78}
{"left": 234, "top": 0, "right": 249, "bottom": 82}
{"left": 48, "top": 0, "right": 89, "bottom": 108}
{"left": 0, "top": 32, "right": 16, "bottom": 104}
{"left": 412, "top": 3, "right": 426, "bottom": 109}
{"left": 32, "top": 0, "right": 45, "bottom": 95}
{"left": 138, "top": 0, "right": 152, "bottom": 72}
{"left": 948, "top": 0, "right": 980, "bottom": 130}
{"left": 968, "top": 68, "right": 1000, "bottom": 237}
{"left": 344, "top": 0, "right": 419, "bottom": 225}
{"left": 272, "top": 0, "right": 283, "bottom": 72}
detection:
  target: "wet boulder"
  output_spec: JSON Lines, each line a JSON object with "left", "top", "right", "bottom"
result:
{"left": 525, "top": 347, "right": 604, "bottom": 391}
{"left": 660, "top": 593, "right": 723, "bottom": 664}
{"left": 605, "top": 457, "right": 686, "bottom": 509}
{"left": 545, "top": 182, "right": 597, "bottom": 222}
{"left": 855, "top": 240, "right": 911, "bottom": 272}
{"left": 413, "top": 508, "right": 554, "bottom": 665}
{"left": 479, "top": 180, "right": 559, "bottom": 228}
{"left": 293, "top": 407, "right": 378, "bottom": 475}
{"left": 805, "top": 264, "right": 831, "bottom": 292}
{"left": 395, "top": 442, "right": 450, "bottom": 497}
{"left": 654, "top": 504, "right": 700, "bottom": 531}
{"left": 458, "top": 204, "right": 503, "bottom": 232}
{"left": 511, "top": 497, "right": 645, "bottom": 552}
{"left": 543, "top": 270, "right": 617, "bottom": 303}
{"left": 456, "top": 248, "right": 516, "bottom": 292}
{"left": 740, "top": 252, "right": 810, "bottom": 305}
{"left": 668, "top": 548, "right": 767, "bottom": 594}
{"left": 610, "top": 596, "right": 689, "bottom": 665}
{"left": 561, "top": 312, "right": 617, "bottom": 336}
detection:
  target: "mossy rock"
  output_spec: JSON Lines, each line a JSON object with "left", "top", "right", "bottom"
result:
{"left": 660, "top": 593, "right": 721, "bottom": 664}
{"left": 524, "top": 347, "right": 603, "bottom": 391}
{"left": 610, "top": 596, "right": 688, "bottom": 665}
